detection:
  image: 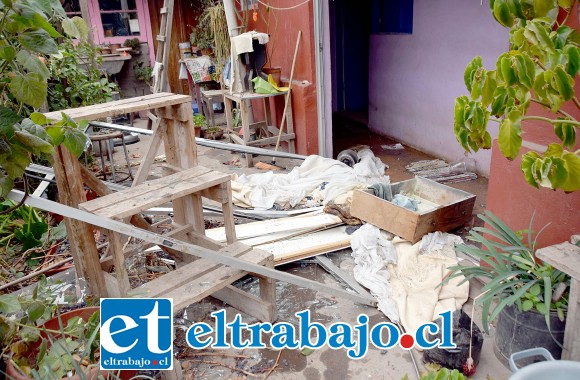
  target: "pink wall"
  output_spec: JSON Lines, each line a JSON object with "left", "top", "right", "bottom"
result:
{"left": 249, "top": 0, "right": 319, "bottom": 155}
{"left": 367, "top": 0, "right": 507, "bottom": 176}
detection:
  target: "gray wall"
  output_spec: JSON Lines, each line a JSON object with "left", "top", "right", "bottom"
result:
{"left": 368, "top": 0, "right": 507, "bottom": 175}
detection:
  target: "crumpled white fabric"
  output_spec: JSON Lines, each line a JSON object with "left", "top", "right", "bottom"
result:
{"left": 231, "top": 149, "right": 388, "bottom": 209}
{"left": 350, "top": 224, "right": 399, "bottom": 322}
{"left": 350, "top": 228, "right": 469, "bottom": 333}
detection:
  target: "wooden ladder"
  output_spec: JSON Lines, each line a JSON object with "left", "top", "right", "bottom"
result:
{"left": 152, "top": 0, "right": 174, "bottom": 93}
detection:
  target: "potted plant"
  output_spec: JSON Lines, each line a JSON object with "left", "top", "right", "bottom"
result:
{"left": 442, "top": 211, "right": 569, "bottom": 366}
{"left": 98, "top": 43, "right": 112, "bottom": 55}
{"left": 123, "top": 38, "right": 141, "bottom": 55}
{"left": 202, "top": 125, "right": 224, "bottom": 140}
{"left": 193, "top": 114, "right": 206, "bottom": 138}
{"left": 0, "top": 277, "right": 132, "bottom": 379}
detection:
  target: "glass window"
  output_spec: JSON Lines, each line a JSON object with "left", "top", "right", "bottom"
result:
{"left": 62, "top": 0, "right": 81, "bottom": 15}
{"left": 99, "top": 0, "right": 140, "bottom": 37}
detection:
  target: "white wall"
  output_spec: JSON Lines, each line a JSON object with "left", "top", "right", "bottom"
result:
{"left": 368, "top": 0, "right": 508, "bottom": 175}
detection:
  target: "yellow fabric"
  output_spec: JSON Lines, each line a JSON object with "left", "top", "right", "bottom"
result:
{"left": 268, "top": 74, "right": 289, "bottom": 92}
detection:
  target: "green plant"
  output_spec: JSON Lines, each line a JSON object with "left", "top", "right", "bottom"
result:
{"left": 123, "top": 38, "right": 141, "bottom": 51}
{"left": 133, "top": 61, "right": 153, "bottom": 86}
{"left": 418, "top": 367, "right": 468, "bottom": 380}
{"left": 0, "top": 278, "right": 104, "bottom": 379}
{"left": 0, "top": 0, "right": 90, "bottom": 199}
{"left": 453, "top": 0, "right": 580, "bottom": 192}
{"left": 190, "top": 0, "right": 215, "bottom": 51}
{"left": 47, "top": 41, "right": 118, "bottom": 112}
{"left": 193, "top": 113, "right": 207, "bottom": 127}
{"left": 442, "top": 211, "right": 570, "bottom": 335}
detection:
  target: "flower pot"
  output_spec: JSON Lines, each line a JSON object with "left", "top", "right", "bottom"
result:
{"left": 262, "top": 66, "right": 282, "bottom": 86}
{"left": 202, "top": 128, "right": 224, "bottom": 140}
{"left": 5, "top": 307, "right": 136, "bottom": 380}
{"left": 494, "top": 304, "right": 565, "bottom": 368}
{"left": 194, "top": 125, "right": 202, "bottom": 138}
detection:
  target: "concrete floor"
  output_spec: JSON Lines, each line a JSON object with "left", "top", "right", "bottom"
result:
{"left": 100, "top": 114, "right": 511, "bottom": 379}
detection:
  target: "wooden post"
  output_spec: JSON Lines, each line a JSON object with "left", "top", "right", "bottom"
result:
{"left": 537, "top": 242, "right": 580, "bottom": 361}
{"left": 53, "top": 146, "right": 108, "bottom": 297}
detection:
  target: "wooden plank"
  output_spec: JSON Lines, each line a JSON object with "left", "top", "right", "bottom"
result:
{"left": 130, "top": 242, "right": 253, "bottom": 298}
{"left": 43, "top": 93, "right": 190, "bottom": 121}
{"left": 109, "top": 231, "right": 131, "bottom": 296}
{"left": 95, "top": 171, "right": 230, "bottom": 220}
{"left": 205, "top": 213, "right": 343, "bottom": 242}
{"left": 79, "top": 166, "right": 213, "bottom": 214}
{"left": 166, "top": 247, "right": 270, "bottom": 311}
{"left": 562, "top": 279, "right": 580, "bottom": 360}
{"left": 52, "top": 146, "right": 108, "bottom": 297}
{"left": 536, "top": 242, "right": 580, "bottom": 280}
{"left": 212, "top": 285, "right": 275, "bottom": 322}
{"left": 246, "top": 134, "right": 296, "bottom": 146}
{"left": 132, "top": 120, "right": 166, "bottom": 186}
{"left": 10, "top": 190, "right": 377, "bottom": 306}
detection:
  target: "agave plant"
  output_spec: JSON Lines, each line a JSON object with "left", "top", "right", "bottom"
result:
{"left": 443, "top": 211, "right": 570, "bottom": 334}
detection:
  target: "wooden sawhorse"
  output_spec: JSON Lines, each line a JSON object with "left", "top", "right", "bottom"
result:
{"left": 45, "top": 93, "right": 276, "bottom": 322}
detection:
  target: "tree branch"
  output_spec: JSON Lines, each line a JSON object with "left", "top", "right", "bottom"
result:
{"left": 530, "top": 98, "right": 577, "bottom": 121}
{"left": 523, "top": 115, "right": 580, "bottom": 126}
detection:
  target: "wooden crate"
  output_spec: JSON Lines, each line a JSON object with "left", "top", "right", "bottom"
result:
{"left": 350, "top": 177, "right": 475, "bottom": 243}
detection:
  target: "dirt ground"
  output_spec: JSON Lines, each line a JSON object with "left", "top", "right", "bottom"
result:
{"left": 89, "top": 114, "right": 510, "bottom": 379}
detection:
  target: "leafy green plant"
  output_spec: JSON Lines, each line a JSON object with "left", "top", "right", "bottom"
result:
{"left": 442, "top": 211, "right": 570, "bottom": 334}
{"left": 123, "top": 38, "right": 141, "bottom": 51}
{"left": 0, "top": 278, "right": 104, "bottom": 379}
{"left": 418, "top": 367, "right": 467, "bottom": 380}
{"left": 454, "top": 0, "right": 580, "bottom": 192}
{"left": 133, "top": 61, "right": 154, "bottom": 86}
{"left": 47, "top": 41, "right": 118, "bottom": 111}
{"left": 0, "top": 0, "right": 90, "bottom": 199}
{"left": 193, "top": 113, "right": 207, "bottom": 127}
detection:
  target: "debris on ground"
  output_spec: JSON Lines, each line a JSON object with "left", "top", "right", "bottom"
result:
{"left": 231, "top": 149, "right": 389, "bottom": 210}
{"left": 350, "top": 226, "right": 469, "bottom": 333}
{"left": 406, "top": 159, "right": 477, "bottom": 184}
{"left": 381, "top": 143, "right": 405, "bottom": 150}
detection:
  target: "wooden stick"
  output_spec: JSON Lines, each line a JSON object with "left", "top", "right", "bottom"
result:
{"left": 0, "top": 257, "right": 74, "bottom": 291}
{"left": 272, "top": 30, "right": 301, "bottom": 163}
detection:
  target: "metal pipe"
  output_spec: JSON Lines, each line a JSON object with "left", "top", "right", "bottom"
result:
{"left": 313, "top": 0, "right": 328, "bottom": 158}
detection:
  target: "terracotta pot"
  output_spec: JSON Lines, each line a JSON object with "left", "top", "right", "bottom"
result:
{"left": 262, "top": 66, "right": 282, "bottom": 86}
{"left": 5, "top": 307, "right": 136, "bottom": 380}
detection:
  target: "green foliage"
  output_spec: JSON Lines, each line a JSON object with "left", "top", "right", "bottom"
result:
{"left": 419, "top": 367, "right": 467, "bottom": 380}
{"left": 133, "top": 61, "right": 153, "bottom": 85}
{"left": 441, "top": 211, "right": 570, "bottom": 335}
{"left": 0, "top": 279, "right": 102, "bottom": 379}
{"left": 193, "top": 113, "right": 207, "bottom": 127}
{"left": 47, "top": 40, "right": 118, "bottom": 111}
{"left": 0, "top": 200, "right": 68, "bottom": 267}
{"left": 0, "top": 0, "right": 91, "bottom": 199}
{"left": 123, "top": 37, "right": 141, "bottom": 51}
{"left": 454, "top": 1, "right": 580, "bottom": 192}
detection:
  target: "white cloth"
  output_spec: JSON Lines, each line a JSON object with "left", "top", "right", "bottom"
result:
{"left": 350, "top": 224, "right": 399, "bottom": 322}
{"left": 229, "top": 31, "right": 270, "bottom": 93}
{"left": 230, "top": 149, "right": 388, "bottom": 209}
{"left": 351, "top": 229, "right": 469, "bottom": 333}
